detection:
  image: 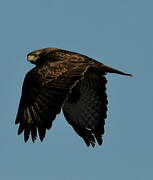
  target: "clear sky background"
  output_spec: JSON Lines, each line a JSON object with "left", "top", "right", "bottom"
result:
{"left": 0, "top": 0, "right": 153, "bottom": 179}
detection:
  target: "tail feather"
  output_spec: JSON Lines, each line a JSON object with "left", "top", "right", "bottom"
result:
{"left": 101, "top": 64, "right": 132, "bottom": 77}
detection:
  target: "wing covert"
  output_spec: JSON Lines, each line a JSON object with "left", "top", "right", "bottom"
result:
{"left": 16, "top": 61, "right": 89, "bottom": 142}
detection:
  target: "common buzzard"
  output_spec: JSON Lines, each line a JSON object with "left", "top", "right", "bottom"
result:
{"left": 15, "top": 48, "right": 132, "bottom": 147}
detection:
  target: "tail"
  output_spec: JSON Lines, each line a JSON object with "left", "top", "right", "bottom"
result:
{"left": 101, "top": 64, "right": 132, "bottom": 77}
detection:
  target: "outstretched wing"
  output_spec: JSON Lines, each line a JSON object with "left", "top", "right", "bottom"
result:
{"left": 15, "top": 61, "right": 89, "bottom": 142}
{"left": 63, "top": 68, "right": 108, "bottom": 147}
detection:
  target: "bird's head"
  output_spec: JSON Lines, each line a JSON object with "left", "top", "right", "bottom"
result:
{"left": 27, "top": 48, "right": 58, "bottom": 65}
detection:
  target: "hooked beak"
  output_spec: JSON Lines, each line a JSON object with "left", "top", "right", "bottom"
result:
{"left": 27, "top": 55, "right": 39, "bottom": 63}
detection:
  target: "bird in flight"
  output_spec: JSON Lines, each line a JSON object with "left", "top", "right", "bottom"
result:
{"left": 15, "top": 48, "right": 132, "bottom": 147}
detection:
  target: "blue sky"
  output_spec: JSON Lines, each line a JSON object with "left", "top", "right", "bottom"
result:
{"left": 1, "top": 0, "right": 153, "bottom": 179}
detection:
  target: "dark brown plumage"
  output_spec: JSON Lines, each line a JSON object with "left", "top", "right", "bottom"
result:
{"left": 15, "top": 48, "right": 132, "bottom": 147}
